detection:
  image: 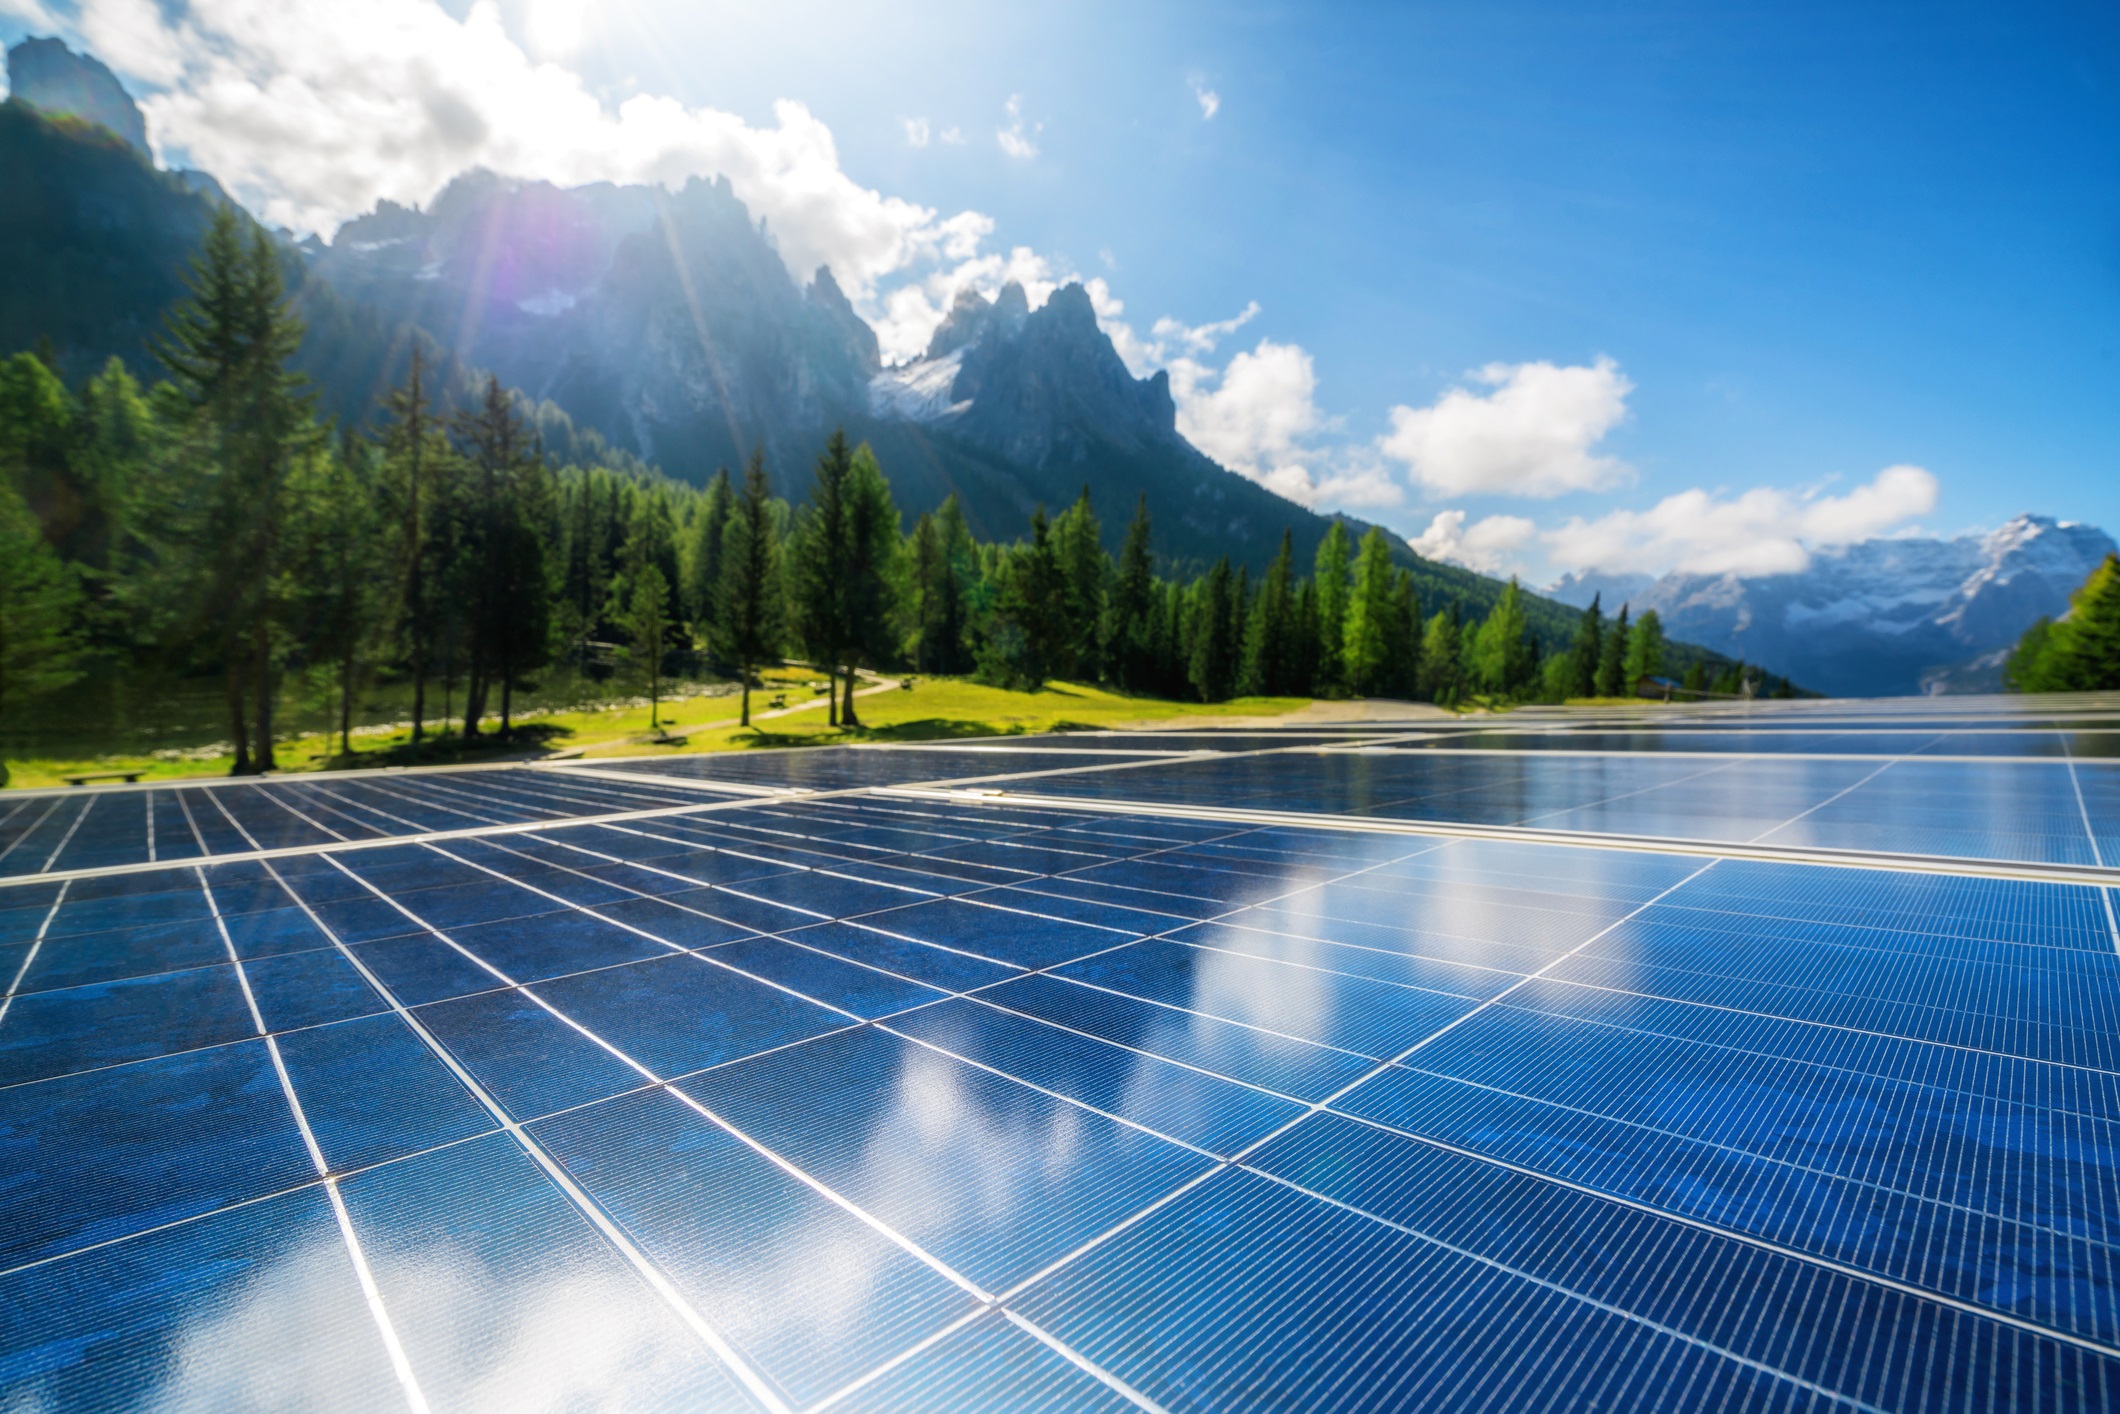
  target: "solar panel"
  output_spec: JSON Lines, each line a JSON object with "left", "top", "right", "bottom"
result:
{"left": 4, "top": 699, "right": 2119, "bottom": 1409}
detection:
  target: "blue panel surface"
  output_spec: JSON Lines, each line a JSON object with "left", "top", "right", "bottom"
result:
{"left": 530, "top": 952, "right": 849, "bottom": 1077}
{"left": 11, "top": 705, "right": 2120, "bottom": 1407}
{"left": 272, "top": 1012, "right": 494, "bottom": 1170}
{"left": 414, "top": 986, "right": 645, "bottom": 1120}
{"left": 0, "top": 1040, "right": 312, "bottom": 1266}
{"left": 0, "top": 965, "right": 256, "bottom": 1085}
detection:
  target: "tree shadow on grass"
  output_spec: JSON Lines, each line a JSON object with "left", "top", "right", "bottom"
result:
{"left": 723, "top": 718, "right": 1025, "bottom": 750}
{"left": 857, "top": 718, "right": 1028, "bottom": 742}
{"left": 343, "top": 723, "right": 574, "bottom": 770}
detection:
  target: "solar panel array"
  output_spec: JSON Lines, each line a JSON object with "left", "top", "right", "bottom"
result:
{"left": 4, "top": 697, "right": 2119, "bottom": 1410}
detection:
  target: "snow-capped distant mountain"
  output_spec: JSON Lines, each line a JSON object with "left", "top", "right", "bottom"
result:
{"left": 1547, "top": 516, "right": 2116, "bottom": 696}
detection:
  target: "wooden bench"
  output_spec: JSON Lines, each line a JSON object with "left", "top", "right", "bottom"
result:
{"left": 63, "top": 770, "right": 143, "bottom": 786}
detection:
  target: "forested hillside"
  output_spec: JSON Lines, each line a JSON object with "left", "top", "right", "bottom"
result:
{"left": 0, "top": 205, "right": 1779, "bottom": 777}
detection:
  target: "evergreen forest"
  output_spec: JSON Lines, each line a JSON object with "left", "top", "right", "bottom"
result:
{"left": 0, "top": 208, "right": 1780, "bottom": 781}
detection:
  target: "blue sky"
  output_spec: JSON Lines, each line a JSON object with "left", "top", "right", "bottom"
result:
{"left": 6, "top": 0, "right": 2117, "bottom": 582}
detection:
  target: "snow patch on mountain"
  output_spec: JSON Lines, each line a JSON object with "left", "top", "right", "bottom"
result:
{"left": 867, "top": 348, "right": 969, "bottom": 422}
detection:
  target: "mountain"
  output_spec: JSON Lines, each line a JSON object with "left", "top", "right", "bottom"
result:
{"left": 302, "top": 167, "right": 1389, "bottom": 574}
{"left": 1548, "top": 516, "right": 2117, "bottom": 696}
{"left": 5, "top": 36, "right": 148, "bottom": 158}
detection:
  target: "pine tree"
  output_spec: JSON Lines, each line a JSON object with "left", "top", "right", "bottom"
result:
{"left": 1386, "top": 571, "right": 1421, "bottom": 698}
{"left": 906, "top": 512, "right": 943, "bottom": 669}
{"left": 1187, "top": 559, "right": 1239, "bottom": 702}
{"left": 1313, "top": 522, "right": 1353, "bottom": 694}
{"left": 1051, "top": 485, "right": 1107, "bottom": 682}
{"left": 0, "top": 353, "right": 78, "bottom": 556}
{"left": 1241, "top": 529, "right": 1297, "bottom": 695}
{"left": 1595, "top": 604, "right": 1629, "bottom": 697}
{"left": 379, "top": 346, "right": 455, "bottom": 753}
{"left": 837, "top": 443, "right": 901, "bottom": 726}
{"left": 1107, "top": 494, "right": 1157, "bottom": 693}
{"left": 290, "top": 441, "right": 383, "bottom": 755}
{"left": 790, "top": 429, "right": 855, "bottom": 724}
{"left": 1419, "top": 608, "right": 1462, "bottom": 705}
{"left": 983, "top": 508, "right": 1070, "bottom": 690}
{"left": 1341, "top": 527, "right": 1397, "bottom": 695}
{"left": 1623, "top": 609, "right": 1666, "bottom": 688}
{"left": 1569, "top": 594, "right": 1604, "bottom": 699}
{"left": 74, "top": 360, "right": 162, "bottom": 653}
{"left": 157, "top": 209, "right": 314, "bottom": 773}
{"left": 1290, "top": 578, "right": 1321, "bottom": 697}
{"left": 1470, "top": 579, "right": 1534, "bottom": 696}
{"left": 453, "top": 376, "right": 552, "bottom": 738}
{"left": 716, "top": 450, "right": 782, "bottom": 727}
{"left": 908, "top": 495, "right": 977, "bottom": 674}
{"left": 683, "top": 468, "right": 734, "bottom": 642}
{"left": 0, "top": 479, "right": 84, "bottom": 785}
{"left": 1681, "top": 659, "right": 1707, "bottom": 697}
{"left": 626, "top": 490, "right": 684, "bottom": 636}
{"left": 620, "top": 563, "right": 671, "bottom": 730}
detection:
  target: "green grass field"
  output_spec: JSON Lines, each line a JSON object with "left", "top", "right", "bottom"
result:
{"left": 0, "top": 670, "right": 1314, "bottom": 789}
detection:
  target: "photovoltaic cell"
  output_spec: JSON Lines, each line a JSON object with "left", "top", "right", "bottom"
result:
{"left": 6, "top": 701, "right": 2120, "bottom": 1409}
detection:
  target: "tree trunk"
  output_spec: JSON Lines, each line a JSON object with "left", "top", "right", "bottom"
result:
{"left": 409, "top": 646, "right": 426, "bottom": 757}
{"left": 500, "top": 650, "right": 514, "bottom": 739}
{"left": 463, "top": 660, "right": 486, "bottom": 738}
{"left": 339, "top": 643, "right": 355, "bottom": 755}
{"left": 252, "top": 616, "right": 275, "bottom": 773}
{"left": 739, "top": 659, "right": 750, "bottom": 727}
{"left": 226, "top": 656, "right": 251, "bottom": 776}
{"left": 841, "top": 659, "right": 861, "bottom": 728}
{"left": 825, "top": 665, "right": 838, "bottom": 727}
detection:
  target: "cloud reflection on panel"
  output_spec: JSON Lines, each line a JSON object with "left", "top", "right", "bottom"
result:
{"left": 1, "top": 1189, "right": 403, "bottom": 1413}
{"left": 334, "top": 1133, "right": 754, "bottom": 1411}
{"left": 681, "top": 1027, "right": 1210, "bottom": 1301}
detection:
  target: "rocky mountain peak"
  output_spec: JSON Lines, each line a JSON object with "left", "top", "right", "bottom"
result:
{"left": 806, "top": 266, "right": 880, "bottom": 376}
{"left": 6, "top": 35, "right": 149, "bottom": 159}
{"left": 923, "top": 280, "right": 1030, "bottom": 360}
{"left": 991, "top": 279, "right": 1031, "bottom": 327}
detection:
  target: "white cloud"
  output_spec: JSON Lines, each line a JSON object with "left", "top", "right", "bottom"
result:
{"left": 1192, "top": 78, "right": 1220, "bottom": 120}
{"left": 25, "top": 0, "right": 1414, "bottom": 522}
{"left": 1542, "top": 464, "right": 1939, "bottom": 578}
{"left": 996, "top": 93, "right": 1039, "bottom": 160}
{"left": 1379, "top": 356, "right": 1634, "bottom": 498}
{"left": 1410, "top": 510, "right": 1539, "bottom": 576}
{"left": 1076, "top": 294, "right": 1390, "bottom": 511}
{"left": 522, "top": 0, "right": 591, "bottom": 56}
{"left": 1164, "top": 337, "right": 1396, "bottom": 509}
{"left": 1175, "top": 339, "right": 1319, "bottom": 490}
{"left": 1, "top": 0, "right": 64, "bottom": 44}
{"left": 1151, "top": 302, "right": 1260, "bottom": 359}
{"left": 41, "top": 0, "right": 1005, "bottom": 327}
